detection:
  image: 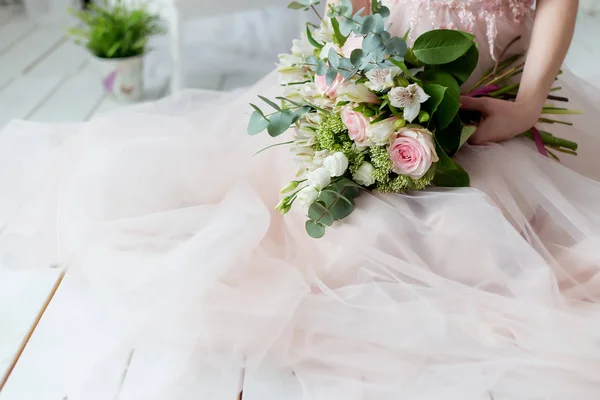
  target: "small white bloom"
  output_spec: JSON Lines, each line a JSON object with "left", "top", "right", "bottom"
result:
{"left": 368, "top": 117, "right": 397, "bottom": 146}
{"left": 307, "top": 168, "right": 331, "bottom": 190}
{"left": 296, "top": 186, "right": 319, "bottom": 208}
{"left": 311, "top": 150, "right": 330, "bottom": 169}
{"left": 388, "top": 84, "right": 430, "bottom": 123}
{"left": 291, "top": 34, "right": 314, "bottom": 57}
{"left": 365, "top": 67, "right": 400, "bottom": 92}
{"left": 353, "top": 162, "right": 376, "bottom": 186}
{"left": 337, "top": 82, "right": 379, "bottom": 104}
{"left": 323, "top": 152, "right": 349, "bottom": 177}
{"left": 277, "top": 54, "right": 306, "bottom": 85}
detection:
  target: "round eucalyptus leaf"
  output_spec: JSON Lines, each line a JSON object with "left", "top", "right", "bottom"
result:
{"left": 305, "top": 220, "right": 326, "bottom": 239}
{"left": 308, "top": 201, "right": 334, "bottom": 226}
{"left": 362, "top": 33, "right": 382, "bottom": 53}
{"left": 267, "top": 111, "right": 294, "bottom": 137}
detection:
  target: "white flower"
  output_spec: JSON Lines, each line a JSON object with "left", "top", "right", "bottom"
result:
{"left": 307, "top": 168, "right": 331, "bottom": 190}
{"left": 311, "top": 150, "right": 329, "bottom": 169}
{"left": 365, "top": 67, "right": 400, "bottom": 92}
{"left": 323, "top": 152, "right": 349, "bottom": 177}
{"left": 291, "top": 33, "right": 314, "bottom": 57}
{"left": 388, "top": 84, "right": 430, "bottom": 123}
{"left": 337, "top": 81, "right": 379, "bottom": 104}
{"left": 277, "top": 53, "right": 306, "bottom": 85}
{"left": 353, "top": 162, "right": 376, "bottom": 186}
{"left": 368, "top": 117, "right": 397, "bottom": 146}
{"left": 296, "top": 186, "right": 319, "bottom": 208}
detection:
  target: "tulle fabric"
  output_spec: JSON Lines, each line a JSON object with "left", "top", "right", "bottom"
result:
{"left": 2, "top": 3, "right": 600, "bottom": 399}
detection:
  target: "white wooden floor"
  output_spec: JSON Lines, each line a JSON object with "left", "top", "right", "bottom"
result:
{"left": 0, "top": 4, "right": 600, "bottom": 400}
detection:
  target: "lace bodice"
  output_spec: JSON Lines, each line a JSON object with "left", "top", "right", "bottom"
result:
{"left": 383, "top": 0, "right": 535, "bottom": 63}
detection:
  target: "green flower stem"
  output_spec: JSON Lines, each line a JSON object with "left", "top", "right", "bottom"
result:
{"left": 522, "top": 130, "right": 578, "bottom": 151}
{"left": 538, "top": 117, "right": 573, "bottom": 126}
{"left": 488, "top": 83, "right": 520, "bottom": 98}
{"left": 541, "top": 108, "right": 582, "bottom": 115}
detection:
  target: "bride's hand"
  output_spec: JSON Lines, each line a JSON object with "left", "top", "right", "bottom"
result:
{"left": 459, "top": 96, "right": 541, "bottom": 145}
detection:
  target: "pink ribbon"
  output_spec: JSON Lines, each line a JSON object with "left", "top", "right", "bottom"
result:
{"left": 468, "top": 85, "right": 547, "bottom": 157}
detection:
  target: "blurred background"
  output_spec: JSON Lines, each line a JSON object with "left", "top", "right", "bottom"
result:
{"left": 0, "top": 0, "right": 598, "bottom": 130}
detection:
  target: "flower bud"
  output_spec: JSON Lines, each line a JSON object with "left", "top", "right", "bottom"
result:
{"left": 393, "top": 118, "right": 407, "bottom": 130}
{"left": 418, "top": 111, "right": 430, "bottom": 123}
{"left": 395, "top": 77, "right": 409, "bottom": 87}
{"left": 280, "top": 181, "right": 300, "bottom": 194}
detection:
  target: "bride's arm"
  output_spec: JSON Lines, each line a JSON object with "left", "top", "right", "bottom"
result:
{"left": 461, "top": 0, "right": 579, "bottom": 144}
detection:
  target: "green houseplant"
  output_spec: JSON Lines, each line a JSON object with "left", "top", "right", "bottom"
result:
{"left": 68, "top": 0, "right": 165, "bottom": 102}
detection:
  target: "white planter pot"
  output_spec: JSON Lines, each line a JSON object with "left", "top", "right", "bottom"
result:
{"left": 93, "top": 55, "right": 144, "bottom": 103}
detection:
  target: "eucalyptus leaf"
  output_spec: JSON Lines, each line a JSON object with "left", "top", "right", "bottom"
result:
{"left": 267, "top": 111, "right": 294, "bottom": 137}
{"left": 288, "top": 1, "right": 307, "bottom": 9}
{"left": 350, "top": 49, "right": 365, "bottom": 66}
{"left": 330, "top": 17, "right": 349, "bottom": 47}
{"left": 384, "top": 37, "right": 407, "bottom": 57}
{"left": 316, "top": 59, "right": 328, "bottom": 76}
{"left": 326, "top": 66, "right": 339, "bottom": 85}
{"left": 339, "top": 17, "right": 356, "bottom": 36}
{"left": 292, "top": 106, "right": 312, "bottom": 123}
{"left": 413, "top": 29, "right": 474, "bottom": 65}
{"left": 372, "top": 14, "right": 385, "bottom": 34}
{"left": 258, "top": 95, "right": 282, "bottom": 111}
{"left": 305, "top": 220, "right": 326, "bottom": 238}
{"left": 308, "top": 201, "right": 335, "bottom": 226}
{"left": 361, "top": 15, "right": 375, "bottom": 34}
{"left": 362, "top": 32, "right": 382, "bottom": 53}
{"left": 248, "top": 111, "right": 269, "bottom": 135}
{"left": 328, "top": 48, "right": 340, "bottom": 68}
{"left": 306, "top": 55, "right": 319, "bottom": 71}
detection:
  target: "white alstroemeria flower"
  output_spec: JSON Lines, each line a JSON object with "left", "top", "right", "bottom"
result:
{"left": 307, "top": 168, "right": 331, "bottom": 190}
{"left": 365, "top": 67, "right": 400, "bottom": 92}
{"left": 388, "top": 84, "right": 430, "bottom": 123}
{"left": 297, "top": 186, "right": 319, "bottom": 208}
{"left": 353, "top": 162, "right": 376, "bottom": 186}
{"left": 337, "top": 82, "right": 380, "bottom": 104}
{"left": 291, "top": 33, "right": 314, "bottom": 57}
{"left": 313, "top": 19, "right": 334, "bottom": 43}
{"left": 277, "top": 54, "right": 306, "bottom": 85}
{"left": 323, "top": 152, "right": 349, "bottom": 177}
{"left": 368, "top": 117, "right": 397, "bottom": 146}
{"left": 311, "top": 150, "right": 330, "bottom": 170}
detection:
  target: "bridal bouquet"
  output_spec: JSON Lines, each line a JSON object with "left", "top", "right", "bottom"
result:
{"left": 248, "top": 0, "right": 579, "bottom": 238}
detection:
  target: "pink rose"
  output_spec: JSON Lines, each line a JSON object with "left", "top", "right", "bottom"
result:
{"left": 341, "top": 107, "right": 371, "bottom": 148}
{"left": 388, "top": 127, "right": 439, "bottom": 179}
{"left": 315, "top": 72, "right": 344, "bottom": 98}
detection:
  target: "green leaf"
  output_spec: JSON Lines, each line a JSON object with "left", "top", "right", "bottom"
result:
{"left": 436, "top": 43, "right": 479, "bottom": 85}
{"left": 306, "top": 25, "right": 324, "bottom": 50}
{"left": 326, "top": 66, "right": 338, "bottom": 85}
{"left": 292, "top": 106, "right": 312, "bottom": 123}
{"left": 360, "top": 15, "right": 375, "bottom": 34}
{"left": 422, "top": 71, "right": 460, "bottom": 130}
{"left": 267, "top": 111, "right": 294, "bottom": 137}
{"left": 308, "top": 201, "right": 335, "bottom": 226}
{"left": 330, "top": 197, "right": 355, "bottom": 219}
{"left": 330, "top": 17, "right": 348, "bottom": 47}
{"left": 432, "top": 142, "right": 470, "bottom": 187}
{"left": 422, "top": 84, "right": 446, "bottom": 118}
{"left": 412, "top": 29, "right": 475, "bottom": 65}
{"left": 328, "top": 48, "right": 340, "bottom": 68}
{"left": 350, "top": 49, "right": 365, "bottom": 66}
{"left": 306, "top": 220, "right": 326, "bottom": 238}
{"left": 248, "top": 111, "right": 269, "bottom": 135}
{"left": 362, "top": 32, "right": 382, "bottom": 53}
{"left": 316, "top": 59, "right": 328, "bottom": 76}
{"left": 258, "top": 95, "right": 282, "bottom": 111}
{"left": 435, "top": 115, "right": 462, "bottom": 156}
{"left": 288, "top": 1, "right": 307, "bottom": 9}
{"left": 459, "top": 125, "right": 477, "bottom": 148}
{"left": 253, "top": 140, "right": 294, "bottom": 156}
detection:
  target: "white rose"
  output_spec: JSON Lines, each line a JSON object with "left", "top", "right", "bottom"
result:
{"left": 307, "top": 168, "right": 331, "bottom": 190}
{"left": 368, "top": 117, "right": 397, "bottom": 145}
{"left": 353, "top": 162, "right": 376, "bottom": 186}
{"left": 323, "top": 152, "right": 349, "bottom": 177}
{"left": 296, "top": 186, "right": 319, "bottom": 208}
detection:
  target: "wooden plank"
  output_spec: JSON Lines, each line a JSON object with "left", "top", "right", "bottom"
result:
{"left": 0, "top": 75, "right": 66, "bottom": 129}
{"left": 0, "top": 271, "right": 243, "bottom": 400}
{"left": 242, "top": 367, "right": 303, "bottom": 400}
{"left": 29, "top": 65, "right": 105, "bottom": 123}
{"left": 26, "top": 39, "right": 89, "bottom": 78}
{"left": 0, "top": 25, "right": 63, "bottom": 78}
{"left": 0, "top": 15, "right": 34, "bottom": 57}
{"left": 0, "top": 268, "right": 62, "bottom": 381}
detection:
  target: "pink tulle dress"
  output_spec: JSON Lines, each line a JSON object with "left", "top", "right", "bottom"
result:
{"left": 1, "top": 1, "right": 600, "bottom": 398}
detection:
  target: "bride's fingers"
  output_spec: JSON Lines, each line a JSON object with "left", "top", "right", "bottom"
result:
{"left": 459, "top": 96, "right": 491, "bottom": 112}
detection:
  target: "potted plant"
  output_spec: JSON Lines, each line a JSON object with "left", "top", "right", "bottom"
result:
{"left": 67, "top": 0, "right": 165, "bottom": 102}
